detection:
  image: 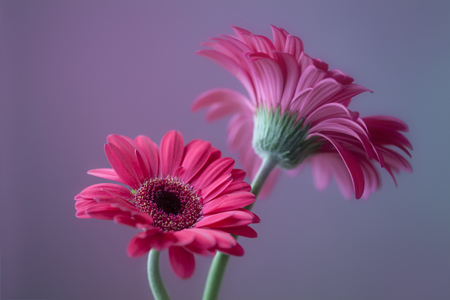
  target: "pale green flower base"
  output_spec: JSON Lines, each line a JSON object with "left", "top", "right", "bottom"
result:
{"left": 253, "top": 106, "right": 320, "bottom": 169}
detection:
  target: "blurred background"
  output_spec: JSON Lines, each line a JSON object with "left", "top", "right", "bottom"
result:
{"left": 1, "top": 1, "right": 449, "bottom": 299}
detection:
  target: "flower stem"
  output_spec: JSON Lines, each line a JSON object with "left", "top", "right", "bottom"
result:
{"left": 148, "top": 249, "right": 171, "bottom": 300}
{"left": 245, "top": 154, "right": 278, "bottom": 211}
{"left": 202, "top": 252, "right": 231, "bottom": 300}
{"left": 202, "top": 155, "right": 278, "bottom": 300}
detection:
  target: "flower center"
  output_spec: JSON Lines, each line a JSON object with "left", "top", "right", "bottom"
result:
{"left": 153, "top": 190, "right": 182, "bottom": 215}
{"left": 133, "top": 177, "right": 203, "bottom": 232}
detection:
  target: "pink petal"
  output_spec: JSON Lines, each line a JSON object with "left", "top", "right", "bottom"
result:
{"left": 128, "top": 231, "right": 177, "bottom": 253}
{"left": 107, "top": 134, "right": 137, "bottom": 156}
{"left": 305, "top": 103, "right": 354, "bottom": 125}
{"left": 218, "top": 243, "right": 244, "bottom": 256}
{"left": 368, "top": 129, "right": 412, "bottom": 156}
{"left": 188, "top": 148, "right": 223, "bottom": 186}
{"left": 299, "top": 78, "right": 342, "bottom": 117}
{"left": 205, "top": 103, "right": 242, "bottom": 122}
{"left": 284, "top": 35, "right": 304, "bottom": 60}
{"left": 271, "top": 25, "right": 287, "bottom": 51}
{"left": 331, "top": 157, "right": 355, "bottom": 199}
{"left": 310, "top": 155, "right": 332, "bottom": 191}
{"left": 113, "top": 215, "right": 139, "bottom": 228}
{"left": 364, "top": 115, "right": 409, "bottom": 132}
{"left": 135, "top": 149, "right": 150, "bottom": 182}
{"left": 296, "top": 65, "right": 326, "bottom": 92}
{"left": 230, "top": 169, "right": 246, "bottom": 181}
{"left": 298, "top": 52, "right": 315, "bottom": 73}
{"left": 231, "top": 26, "right": 254, "bottom": 44}
{"left": 226, "top": 114, "right": 253, "bottom": 152}
{"left": 74, "top": 200, "right": 98, "bottom": 218}
{"left": 379, "top": 147, "right": 413, "bottom": 173}
{"left": 289, "top": 88, "right": 312, "bottom": 112}
{"left": 195, "top": 228, "right": 236, "bottom": 248}
{"left": 184, "top": 245, "right": 214, "bottom": 256}
{"left": 203, "top": 192, "right": 255, "bottom": 214}
{"left": 192, "top": 88, "right": 254, "bottom": 115}
{"left": 311, "top": 119, "right": 375, "bottom": 159}
{"left": 194, "top": 157, "right": 235, "bottom": 191}
{"left": 219, "top": 180, "right": 251, "bottom": 195}
{"left": 104, "top": 143, "right": 140, "bottom": 189}
{"left": 313, "top": 59, "right": 329, "bottom": 72}
{"left": 276, "top": 52, "right": 300, "bottom": 113}
{"left": 311, "top": 133, "right": 365, "bottom": 199}
{"left": 107, "top": 135, "right": 146, "bottom": 183}
{"left": 217, "top": 226, "right": 258, "bottom": 238}
{"left": 173, "top": 230, "right": 196, "bottom": 246}
{"left": 84, "top": 205, "right": 130, "bottom": 220}
{"left": 159, "top": 131, "right": 184, "bottom": 177}
{"left": 186, "top": 228, "right": 216, "bottom": 249}
{"left": 132, "top": 213, "right": 154, "bottom": 228}
{"left": 359, "top": 157, "right": 381, "bottom": 199}
{"left": 80, "top": 183, "right": 134, "bottom": 206}
{"left": 135, "top": 135, "right": 160, "bottom": 178}
{"left": 196, "top": 50, "right": 254, "bottom": 96}
{"left": 252, "top": 57, "right": 283, "bottom": 108}
{"left": 197, "top": 49, "right": 241, "bottom": 76}
{"left": 329, "top": 84, "right": 372, "bottom": 105}
{"left": 195, "top": 211, "right": 237, "bottom": 228}
{"left": 127, "top": 233, "right": 153, "bottom": 257}
{"left": 310, "top": 153, "right": 355, "bottom": 199}
{"left": 74, "top": 197, "right": 91, "bottom": 208}
{"left": 236, "top": 146, "right": 255, "bottom": 177}
{"left": 251, "top": 34, "right": 275, "bottom": 54}
{"left": 149, "top": 232, "right": 177, "bottom": 251}
{"left": 169, "top": 246, "right": 196, "bottom": 279}
{"left": 364, "top": 116, "right": 412, "bottom": 152}
{"left": 197, "top": 209, "right": 258, "bottom": 228}
{"left": 327, "top": 69, "right": 354, "bottom": 85}
{"left": 201, "top": 176, "right": 233, "bottom": 204}
{"left": 180, "top": 140, "right": 212, "bottom": 183}
{"left": 78, "top": 186, "right": 113, "bottom": 201}
{"left": 204, "top": 37, "right": 250, "bottom": 66}
{"left": 87, "top": 168, "right": 126, "bottom": 184}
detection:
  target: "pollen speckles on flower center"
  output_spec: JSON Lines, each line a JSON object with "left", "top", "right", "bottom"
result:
{"left": 133, "top": 177, "right": 202, "bottom": 232}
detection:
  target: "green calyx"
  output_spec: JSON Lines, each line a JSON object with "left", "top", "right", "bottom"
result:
{"left": 252, "top": 106, "right": 322, "bottom": 169}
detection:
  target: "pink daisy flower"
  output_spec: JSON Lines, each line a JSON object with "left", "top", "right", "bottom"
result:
{"left": 75, "top": 131, "right": 259, "bottom": 278}
{"left": 192, "top": 25, "right": 412, "bottom": 199}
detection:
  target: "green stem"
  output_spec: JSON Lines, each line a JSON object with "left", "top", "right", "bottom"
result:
{"left": 202, "top": 252, "right": 231, "bottom": 300}
{"left": 244, "top": 154, "right": 279, "bottom": 211}
{"left": 202, "top": 155, "right": 278, "bottom": 300}
{"left": 148, "top": 249, "right": 171, "bottom": 300}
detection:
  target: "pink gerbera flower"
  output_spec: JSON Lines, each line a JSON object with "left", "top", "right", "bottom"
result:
{"left": 192, "top": 25, "right": 412, "bottom": 199}
{"left": 75, "top": 131, "right": 258, "bottom": 278}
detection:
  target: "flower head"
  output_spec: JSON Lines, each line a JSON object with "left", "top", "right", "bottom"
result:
{"left": 192, "top": 25, "right": 412, "bottom": 199}
{"left": 75, "top": 131, "right": 259, "bottom": 278}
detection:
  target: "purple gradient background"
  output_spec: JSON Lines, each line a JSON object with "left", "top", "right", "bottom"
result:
{"left": 1, "top": 1, "right": 449, "bottom": 299}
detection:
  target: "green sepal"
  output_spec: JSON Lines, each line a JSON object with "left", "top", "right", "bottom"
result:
{"left": 252, "top": 106, "right": 322, "bottom": 169}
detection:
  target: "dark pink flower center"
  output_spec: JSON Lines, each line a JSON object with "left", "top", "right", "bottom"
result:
{"left": 153, "top": 190, "right": 182, "bottom": 215}
{"left": 133, "top": 177, "right": 202, "bottom": 232}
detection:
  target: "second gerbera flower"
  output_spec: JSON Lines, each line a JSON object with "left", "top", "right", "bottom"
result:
{"left": 192, "top": 25, "right": 412, "bottom": 199}
{"left": 75, "top": 131, "right": 258, "bottom": 279}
